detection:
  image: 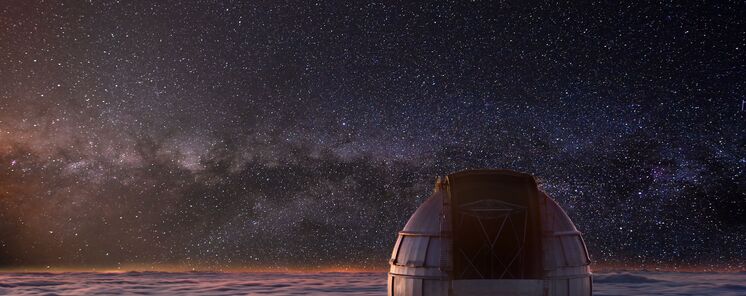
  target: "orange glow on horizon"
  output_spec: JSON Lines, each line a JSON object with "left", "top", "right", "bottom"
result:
{"left": 1, "top": 262, "right": 743, "bottom": 273}
{"left": 0, "top": 263, "right": 389, "bottom": 274}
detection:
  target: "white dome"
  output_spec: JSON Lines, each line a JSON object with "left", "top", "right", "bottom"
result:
{"left": 388, "top": 169, "right": 592, "bottom": 296}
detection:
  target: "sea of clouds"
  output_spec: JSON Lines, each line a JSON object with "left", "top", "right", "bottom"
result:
{"left": 0, "top": 271, "right": 744, "bottom": 295}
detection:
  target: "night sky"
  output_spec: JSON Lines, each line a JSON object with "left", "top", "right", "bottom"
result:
{"left": 0, "top": 1, "right": 744, "bottom": 271}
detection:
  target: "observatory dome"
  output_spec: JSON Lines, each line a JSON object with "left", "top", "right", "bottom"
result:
{"left": 388, "top": 169, "right": 591, "bottom": 296}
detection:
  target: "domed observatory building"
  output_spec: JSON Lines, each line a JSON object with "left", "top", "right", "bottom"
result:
{"left": 388, "top": 169, "right": 591, "bottom": 296}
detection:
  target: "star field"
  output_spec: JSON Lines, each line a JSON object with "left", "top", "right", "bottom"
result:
{"left": 0, "top": 1, "right": 744, "bottom": 270}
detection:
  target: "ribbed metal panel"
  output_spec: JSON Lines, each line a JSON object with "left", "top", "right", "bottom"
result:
{"left": 540, "top": 192, "right": 592, "bottom": 296}
{"left": 402, "top": 191, "right": 445, "bottom": 234}
{"left": 393, "top": 277, "right": 423, "bottom": 296}
{"left": 390, "top": 236, "right": 403, "bottom": 263}
{"left": 397, "top": 236, "right": 430, "bottom": 267}
{"left": 540, "top": 193, "right": 591, "bottom": 268}
{"left": 451, "top": 279, "right": 544, "bottom": 295}
{"left": 423, "top": 280, "right": 448, "bottom": 295}
{"left": 389, "top": 189, "right": 450, "bottom": 295}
